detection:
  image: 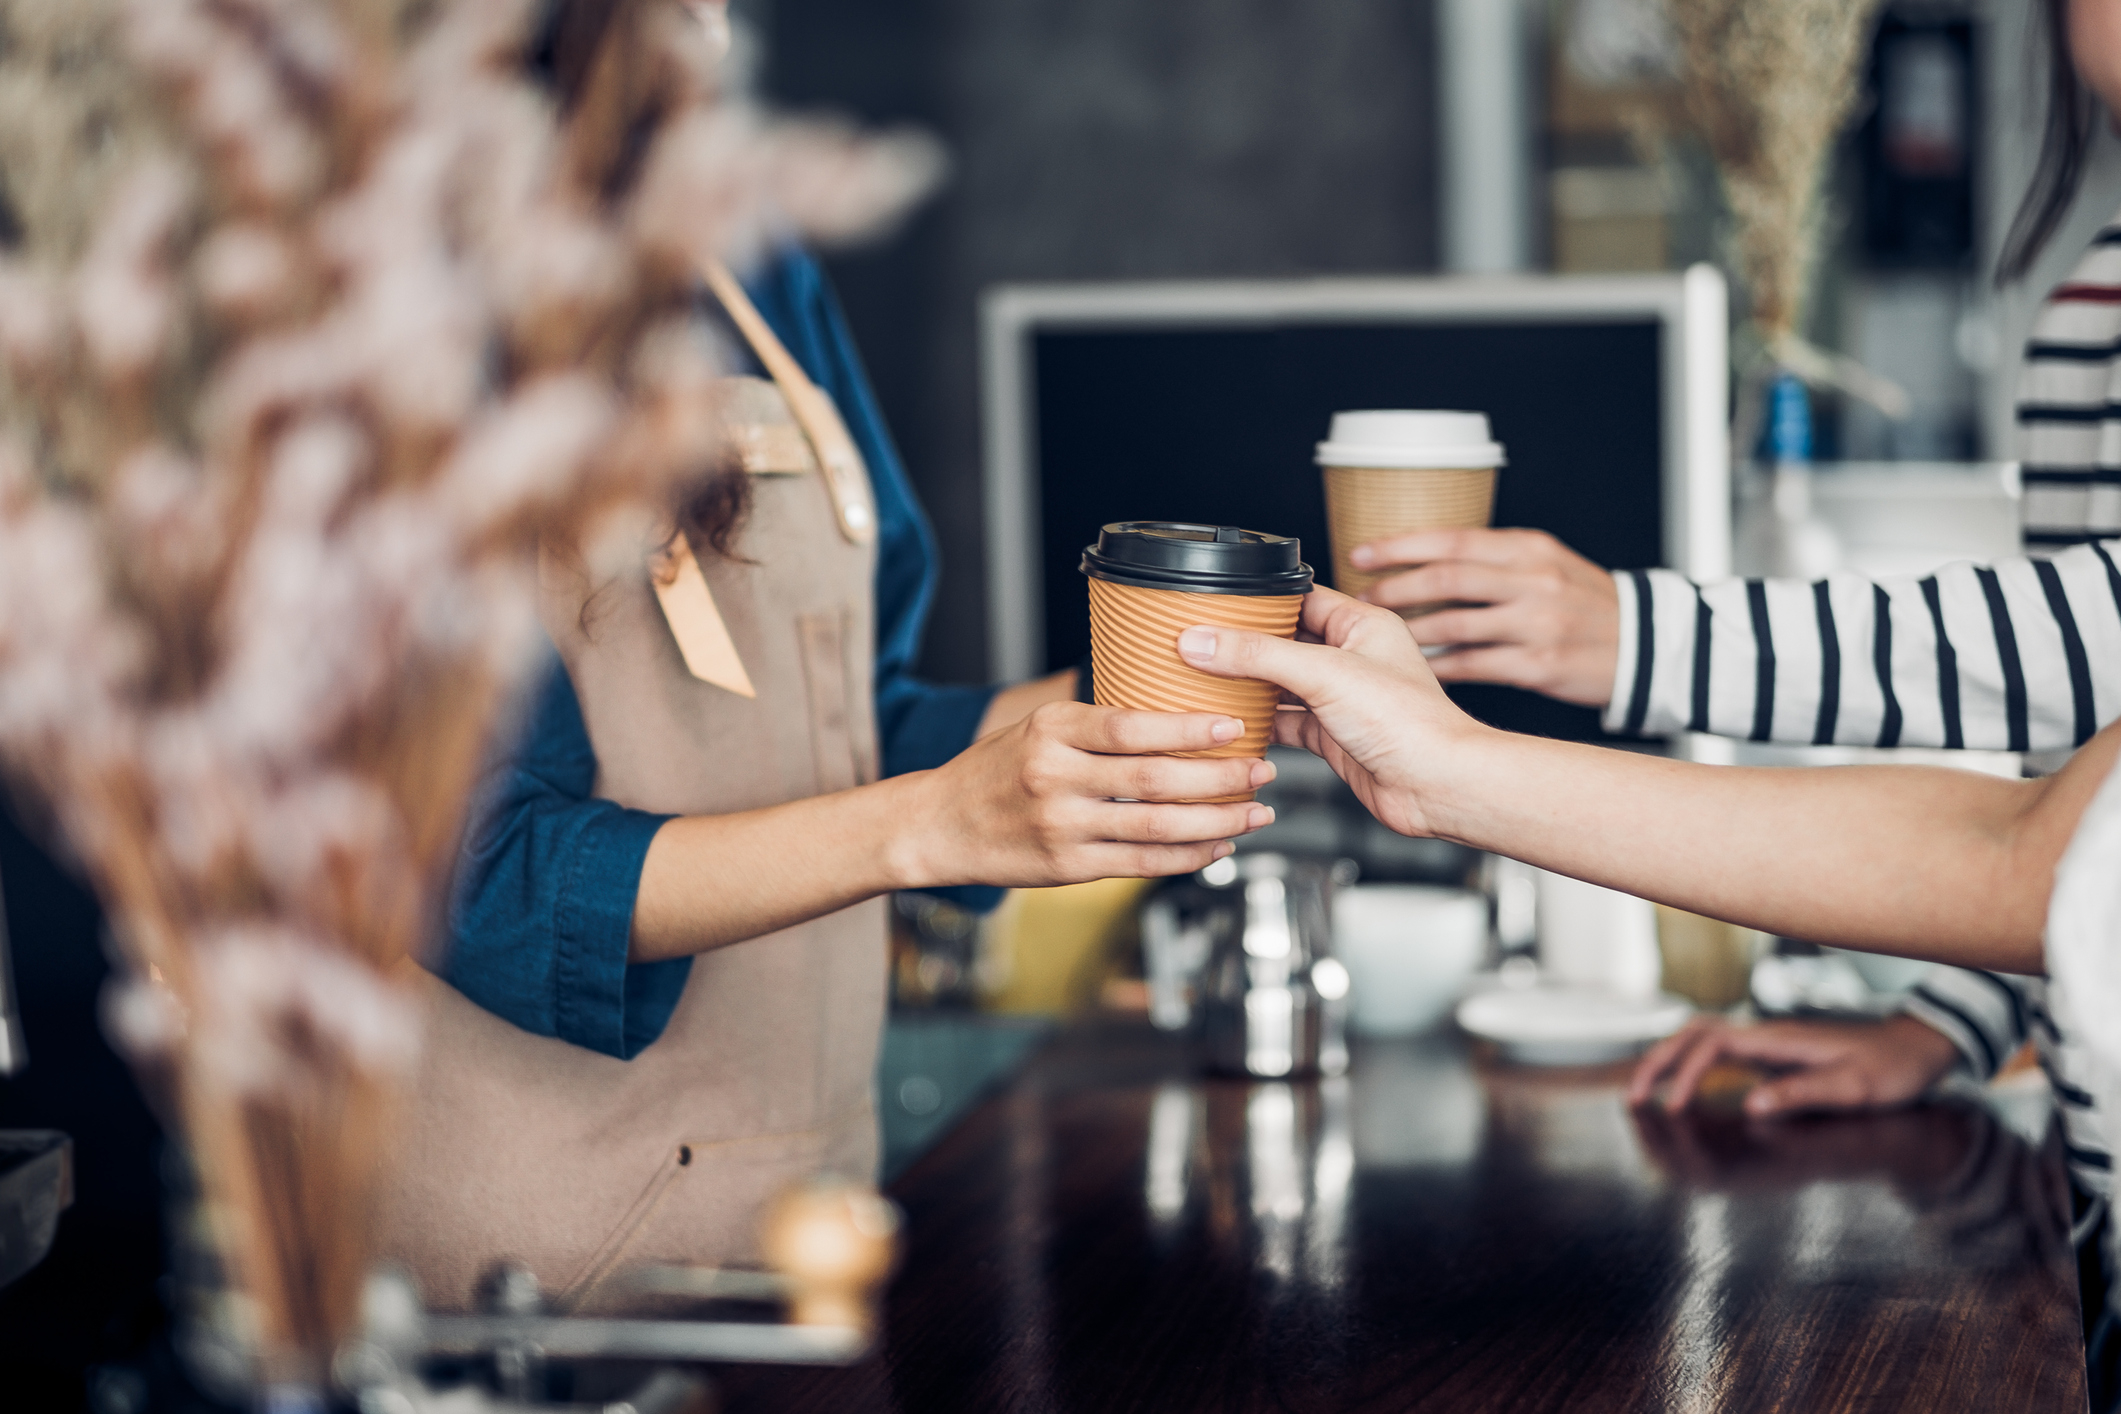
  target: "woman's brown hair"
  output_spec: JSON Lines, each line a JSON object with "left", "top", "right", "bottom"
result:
{"left": 1998, "top": 0, "right": 2099, "bottom": 283}
{"left": 535, "top": 0, "right": 755, "bottom": 558}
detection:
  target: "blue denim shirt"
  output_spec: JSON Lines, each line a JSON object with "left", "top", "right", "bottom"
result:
{"left": 442, "top": 244, "right": 1001, "bottom": 1060}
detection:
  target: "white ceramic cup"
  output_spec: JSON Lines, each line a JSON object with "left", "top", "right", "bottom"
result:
{"left": 1534, "top": 869, "right": 1662, "bottom": 998}
{"left": 1332, "top": 885, "right": 1489, "bottom": 1037}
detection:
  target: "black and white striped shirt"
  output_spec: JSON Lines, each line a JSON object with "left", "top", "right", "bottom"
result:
{"left": 1602, "top": 216, "right": 2121, "bottom": 1198}
{"left": 1604, "top": 541, "right": 2121, "bottom": 752}
{"left": 2021, "top": 225, "right": 2121, "bottom": 550}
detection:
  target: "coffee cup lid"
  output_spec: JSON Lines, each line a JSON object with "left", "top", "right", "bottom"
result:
{"left": 1080, "top": 522, "right": 1314, "bottom": 596}
{"left": 1314, "top": 410, "right": 1506, "bottom": 469}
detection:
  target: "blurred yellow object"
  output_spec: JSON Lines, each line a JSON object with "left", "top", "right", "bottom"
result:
{"left": 981, "top": 877, "right": 1156, "bottom": 1016}
{"left": 1654, "top": 905, "right": 1764, "bottom": 1011}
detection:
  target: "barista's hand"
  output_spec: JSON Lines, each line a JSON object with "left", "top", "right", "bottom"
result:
{"left": 900, "top": 701, "right": 1275, "bottom": 889}
{"left": 1628, "top": 1014, "right": 1963, "bottom": 1118}
{"left": 1352, "top": 528, "right": 1620, "bottom": 708}
{"left": 1175, "top": 587, "right": 1491, "bottom": 840}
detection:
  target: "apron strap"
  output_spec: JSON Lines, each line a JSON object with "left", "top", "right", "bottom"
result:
{"left": 700, "top": 257, "right": 878, "bottom": 546}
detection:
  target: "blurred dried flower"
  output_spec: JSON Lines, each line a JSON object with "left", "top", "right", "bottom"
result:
{"left": 0, "top": 0, "right": 941, "bottom": 1378}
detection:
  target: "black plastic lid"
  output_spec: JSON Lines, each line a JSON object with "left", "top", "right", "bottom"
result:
{"left": 1080, "top": 522, "right": 1314, "bottom": 596}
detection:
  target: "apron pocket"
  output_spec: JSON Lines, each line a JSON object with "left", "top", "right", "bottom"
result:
{"left": 798, "top": 607, "right": 863, "bottom": 795}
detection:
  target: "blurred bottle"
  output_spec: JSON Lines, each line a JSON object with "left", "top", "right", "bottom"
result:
{"left": 1735, "top": 374, "right": 1842, "bottom": 580}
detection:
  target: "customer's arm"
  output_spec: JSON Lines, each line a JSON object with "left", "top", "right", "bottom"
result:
{"left": 1176, "top": 588, "right": 2121, "bottom": 974}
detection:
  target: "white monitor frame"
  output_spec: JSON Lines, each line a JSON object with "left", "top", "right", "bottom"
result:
{"left": 978, "top": 266, "right": 1730, "bottom": 682}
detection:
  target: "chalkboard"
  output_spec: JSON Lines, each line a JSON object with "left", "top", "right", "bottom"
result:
{"left": 1031, "top": 319, "right": 1667, "bottom": 741}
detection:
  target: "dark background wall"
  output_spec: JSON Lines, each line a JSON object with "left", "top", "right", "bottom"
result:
{"left": 758, "top": 0, "right": 1441, "bottom": 682}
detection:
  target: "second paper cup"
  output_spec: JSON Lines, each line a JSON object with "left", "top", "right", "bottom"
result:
{"left": 1315, "top": 411, "right": 1506, "bottom": 606}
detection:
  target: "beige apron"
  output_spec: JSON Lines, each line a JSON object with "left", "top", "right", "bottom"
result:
{"left": 376, "top": 363, "right": 887, "bottom": 1313}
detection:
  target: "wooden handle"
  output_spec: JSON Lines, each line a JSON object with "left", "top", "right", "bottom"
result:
{"left": 759, "top": 1180, "right": 900, "bottom": 1332}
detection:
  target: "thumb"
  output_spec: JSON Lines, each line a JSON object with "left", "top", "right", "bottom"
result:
{"left": 1176, "top": 624, "right": 1350, "bottom": 703}
{"left": 1744, "top": 1064, "right": 1867, "bottom": 1118}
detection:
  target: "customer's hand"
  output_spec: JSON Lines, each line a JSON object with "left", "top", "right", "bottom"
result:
{"left": 1174, "top": 586, "right": 1491, "bottom": 839}
{"left": 1628, "top": 1014, "right": 1963, "bottom": 1118}
{"left": 904, "top": 701, "right": 1275, "bottom": 889}
{"left": 1352, "top": 528, "right": 1620, "bottom": 708}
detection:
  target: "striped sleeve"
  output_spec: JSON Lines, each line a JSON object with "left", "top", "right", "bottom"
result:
{"left": 1603, "top": 541, "right": 2121, "bottom": 750}
{"left": 1898, "top": 967, "right": 2031, "bottom": 1081}
{"left": 2019, "top": 230, "right": 2121, "bottom": 548}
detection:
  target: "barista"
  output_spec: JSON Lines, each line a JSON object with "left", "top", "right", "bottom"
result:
{"left": 375, "top": 0, "right": 1274, "bottom": 1310}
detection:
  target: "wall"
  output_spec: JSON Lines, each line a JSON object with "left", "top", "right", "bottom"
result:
{"left": 761, "top": 0, "right": 1440, "bottom": 681}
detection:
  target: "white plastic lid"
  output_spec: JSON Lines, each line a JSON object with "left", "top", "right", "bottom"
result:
{"left": 1314, "top": 410, "right": 1506, "bottom": 469}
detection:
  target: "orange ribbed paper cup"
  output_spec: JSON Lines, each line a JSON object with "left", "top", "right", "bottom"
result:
{"left": 1080, "top": 522, "right": 1314, "bottom": 804}
{"left": 1323, "top": 464, "right": 1497, "bottom": 600}
{"left": 1088, "top": 577, "right": 1302, "bottom": 763}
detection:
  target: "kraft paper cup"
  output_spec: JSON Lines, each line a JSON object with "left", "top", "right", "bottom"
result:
{"left": 1315, "top": 410, "right": 1505, "bottom": 610}
{"left": 1087, "top": 577, "right": 1302, "bottom": 802}
{"left": 1322, "top": 464, "right": 1498, "bottom": 601}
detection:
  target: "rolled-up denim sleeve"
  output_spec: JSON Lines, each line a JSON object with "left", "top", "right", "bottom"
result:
{"left": 444, "top": 653, "right": 688, "bottom": 1060}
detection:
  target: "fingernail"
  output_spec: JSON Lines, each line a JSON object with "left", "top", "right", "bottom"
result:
{"left": 1350, "top": 545, "right": 1376, "bottom": 568}
{"left": 1247, "top": 804, "right": 1274, "bottom": 829}
{"left": 1210, "top": 716, "right": 1242, "bottom": 742}
{"left": 1178, "top": 627, "right": 1218, "bottom": 661}
{"left": 1213, "top": 840, "right": 1235, "bottom": 859}
{"left": 1249, "top": 758, "right": 1277, "bottom": 787}
{"left": 1745, "top": 1094, "right": 1775, "bottom": 1117}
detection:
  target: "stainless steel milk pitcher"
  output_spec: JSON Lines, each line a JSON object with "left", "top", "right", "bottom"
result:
{"left": 1143, "top": 853, "right": 1352, "bottom": 1078}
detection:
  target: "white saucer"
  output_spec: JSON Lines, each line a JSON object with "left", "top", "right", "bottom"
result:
{"left": 1455, "top": 986, "right": 1693, "bottom": 1065}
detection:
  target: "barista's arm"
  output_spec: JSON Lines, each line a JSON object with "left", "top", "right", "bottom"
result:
{"left": 449, "top": 657, "right": 1272, "bottom": 1057}
{"left": 1175, "top": 588, "right": 2121, "bottom": 974}
{"left": 629, "top": 698, "right": 1271, "bottom": 961}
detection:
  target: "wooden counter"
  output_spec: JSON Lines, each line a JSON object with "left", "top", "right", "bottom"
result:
{"left": 721, "top": 1022, "right": 2084, "bottom": 1413}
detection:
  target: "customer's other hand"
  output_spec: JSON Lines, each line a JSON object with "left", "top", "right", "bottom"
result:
{"left": 1352, "top": 528, "right": 1620, "bottom": 708}
{"left": 907, "top": 701, "right": 1274, "bottom": 889}
{"left": 1628, "top": 1014, "right": 1963, "bottom": 1118}
{"left": 1174, "top": 586, "right": 1490, "bottom": 840}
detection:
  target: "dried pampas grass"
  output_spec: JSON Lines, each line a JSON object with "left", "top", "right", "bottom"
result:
{"left": 0, "top": 0, "right": 938, "bottom": 1383}
{"left": 1664, "top": 0, "right": 1887, "bottom": 344}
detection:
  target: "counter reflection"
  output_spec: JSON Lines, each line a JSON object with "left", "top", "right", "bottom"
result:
{"left": 1120, "top": 1034, "right": 2062, "bottom": 1409}
{"left": 723, "top": 1024, "right": 2081, "bottom": 1412}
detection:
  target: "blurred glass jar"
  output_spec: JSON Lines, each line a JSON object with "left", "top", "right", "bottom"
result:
{"left": 1652, "top": 905, "right": 1765, "bottom": 1011}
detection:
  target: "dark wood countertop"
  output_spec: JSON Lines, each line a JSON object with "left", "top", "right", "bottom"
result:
{"left": 721, "top": 1022, "right": 2085, "bottom": 1413}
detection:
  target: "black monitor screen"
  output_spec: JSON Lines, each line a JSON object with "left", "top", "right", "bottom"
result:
{"left": 1032, "top": 319, "right": 1666, "bottom": 742}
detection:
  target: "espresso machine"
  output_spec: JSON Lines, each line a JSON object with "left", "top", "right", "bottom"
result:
{"left": 1143, "top": 852, "right": 1353, "bottom": 1079}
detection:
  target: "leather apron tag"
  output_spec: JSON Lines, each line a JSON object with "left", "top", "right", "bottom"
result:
{"left": 650, "top": 533, "right": 755, "bottom": 698}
